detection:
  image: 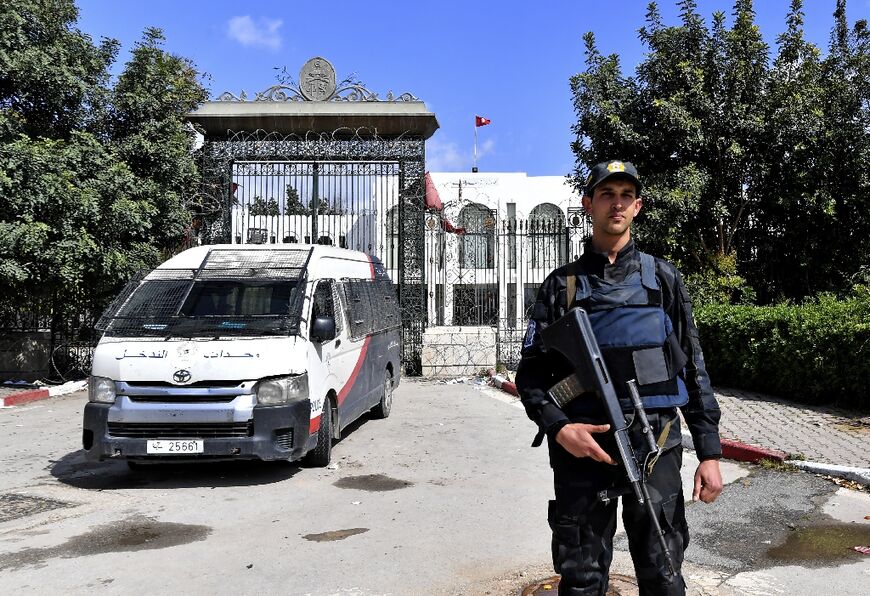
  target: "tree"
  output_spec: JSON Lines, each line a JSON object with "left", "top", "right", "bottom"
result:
{"left": 0, "top": 1, "right": 207, "bottom": 341}
{"left": 813, "top": 1, "right": 870, "bottom": 295}
{"left": 284, "top": 185, "right": 310, "bottom": 215}
{"left": 569, "top": 0, "right": 870, "bottom": 303}
{"left": 748, "top": 0, "right": 827, "bottom": 301}
{"left": 109, "top": 27, "right": 208, "bottom": 251}
{"left": 249, "top": 196, "right": 280, "bottom": 217}
{"left": 0, "top": 0, "right": 118, "bottom": 140}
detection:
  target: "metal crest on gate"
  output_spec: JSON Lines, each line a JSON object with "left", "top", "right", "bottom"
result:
{"left": 299, "top": 57, "right": 336, "bottom": 101}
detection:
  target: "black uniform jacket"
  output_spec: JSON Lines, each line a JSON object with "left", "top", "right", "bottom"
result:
{"left": 515, "top": 239, "right": 723, "bottom": 462}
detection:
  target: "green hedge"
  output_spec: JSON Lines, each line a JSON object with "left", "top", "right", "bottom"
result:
{"left": 695, "top": 288, "right": 870, "bottom": 409}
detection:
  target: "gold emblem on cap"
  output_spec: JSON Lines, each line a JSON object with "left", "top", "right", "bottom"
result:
{"left": 607, "top": 161, "right": 626, "bottom": 173}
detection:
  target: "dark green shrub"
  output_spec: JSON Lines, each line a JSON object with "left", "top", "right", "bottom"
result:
{"left": 695, "top": 286, "right": 870, "bottom": 409}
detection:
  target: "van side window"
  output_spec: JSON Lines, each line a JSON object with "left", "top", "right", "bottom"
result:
{"left": 311, "top": 281, "right": 335, "bottom": 325}
{"left": 342, "top": 278, "right": 401, "bottom": 340}
{"left": 331, "top": 282, "right": 344, "bottom": 336}
{"left": 343, "top": 280, "right": 373, "bottom": 339}
{"left": 377, "top": 281, "right": 401, "bottom": 331}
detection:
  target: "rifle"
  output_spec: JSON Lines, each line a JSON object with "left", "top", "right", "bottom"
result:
{"left": 540, "top": 307, "right": 676, "bottom": 578}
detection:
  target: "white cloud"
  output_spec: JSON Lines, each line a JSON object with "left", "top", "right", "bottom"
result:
{"left": 479, "top": 139, "right": 495, "bottom": 158}
{"left": 227, "top": 16, "right": 283, "bottom": 50}
{"left": 426, "top": 137, "right": 496, "bottom": 172}
{"left": 426, "top": 137, "right": 466, "bottom": 172}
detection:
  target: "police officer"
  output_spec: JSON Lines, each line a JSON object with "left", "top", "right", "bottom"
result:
{"left": 516, "top": 160, "right": 723, "bottom": 595}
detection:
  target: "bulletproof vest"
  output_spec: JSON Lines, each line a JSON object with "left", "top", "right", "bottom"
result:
{"left": 567, "top": 252, "right": 689, "bottom": 412}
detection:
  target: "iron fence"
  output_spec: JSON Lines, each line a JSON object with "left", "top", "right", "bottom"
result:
{"left": 425, "top": 209, "right": 590, "bottom": 369}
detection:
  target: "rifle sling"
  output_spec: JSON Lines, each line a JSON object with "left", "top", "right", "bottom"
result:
{"left": 566, "top": 264, "right": 577, "bottom": 311}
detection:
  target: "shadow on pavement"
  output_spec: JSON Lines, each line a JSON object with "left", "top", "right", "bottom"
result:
{"left": 49, "top": 449, "right": 301, "bottom": 490}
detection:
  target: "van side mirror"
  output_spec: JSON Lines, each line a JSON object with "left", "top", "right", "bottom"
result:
{"left": 311, "top": 316, "right": 336, "bottom": 342}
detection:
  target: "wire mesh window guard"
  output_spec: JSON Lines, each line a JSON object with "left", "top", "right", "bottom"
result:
{"left": 458, "top": 203, "right": 496, "bottom": 269}
{"left": 529, "top": 203, "right": 567, "bottom": 270}
{"left": 96, "top": 247, "right": 311, "bottom": 338}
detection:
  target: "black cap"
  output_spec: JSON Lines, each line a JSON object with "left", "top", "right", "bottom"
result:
{"left": 584, "top": 160, "right": 642, "bottom": 195}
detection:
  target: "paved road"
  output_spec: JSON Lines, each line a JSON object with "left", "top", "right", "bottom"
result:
{"left": 0, "top": 381, "right": 554, "bottom": 595}
{"left": 0, "top": 381, "right": 868, "bottom": 595}
{"left": 715, "top": 388, "right": 870, "bottom": 468}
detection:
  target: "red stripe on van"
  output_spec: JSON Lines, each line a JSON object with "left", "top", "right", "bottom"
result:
{"left": 309, "top": 415, "right": 321, "bottom": 434}
{"left": 336, "top": 336, "right": 371, "bottom": 406}
{"left": 326, "top": 256, "right": 376, "bottom": 424}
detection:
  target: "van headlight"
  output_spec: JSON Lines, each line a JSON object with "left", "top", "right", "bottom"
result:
{"left": 256, "top": 374, "right": 308, "bottom": 406}
{"left": 89, "top": 376, "right": 117, "bottom": 404}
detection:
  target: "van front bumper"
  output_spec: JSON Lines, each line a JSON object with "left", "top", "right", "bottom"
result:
{"left": 82, "top": 400, "right": 315, "bottom": 462}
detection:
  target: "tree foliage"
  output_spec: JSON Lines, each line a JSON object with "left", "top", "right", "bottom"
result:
{"left": 0, "top": 1, "right": 207, "bottom": 335}
{"left": 570, "top": 0, "right": 870, "bottom": 304}
{"left": 249, "top": 196, "right": 280, "bottom": 217}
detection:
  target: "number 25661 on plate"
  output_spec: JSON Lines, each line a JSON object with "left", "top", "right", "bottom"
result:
{"left": 146, "top": 440, "right": 204, "bottom": 454}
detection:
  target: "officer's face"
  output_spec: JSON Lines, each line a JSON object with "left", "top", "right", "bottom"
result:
{"left": 582, "top": 179, "right": 642, "bottom": 238}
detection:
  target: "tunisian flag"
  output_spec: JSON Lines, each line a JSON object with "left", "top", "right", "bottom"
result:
{"left": 475, "top": 115, "right": 491, "bottom": 127}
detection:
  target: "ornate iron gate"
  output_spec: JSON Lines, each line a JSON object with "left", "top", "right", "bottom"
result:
{"left": 193, "top": 130, "right": 427, "bottom": 373}
{"left": 185, "top": 57, "right": 438, "bottom": 374}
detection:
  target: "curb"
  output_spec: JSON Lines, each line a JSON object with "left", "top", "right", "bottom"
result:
{"left": 0, "top": 388, "right": 50, "bottom": 407}
{"left": 0, "top": 380, "right": 87, "bottom": 408}
{"left": 786, "top": 460, "right": 870, "bottom": 488}
{"left": 720, "top": 438, "right": 786, "bottom": 463}
{"left": 487, "top": 370, "right": 518, "bottom": 397}
{"left": 680, "top": 431, "right": 785, "bottom": 463}
{"left": 680, "top": 431, "right": 870, "bottom": 488}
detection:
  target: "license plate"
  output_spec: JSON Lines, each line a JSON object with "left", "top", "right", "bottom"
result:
{"left": 146, "top": 439, "right": 204, "bottom": 455}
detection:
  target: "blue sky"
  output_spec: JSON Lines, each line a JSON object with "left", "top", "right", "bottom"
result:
{"left": 77, "top": 0, "right": 870, "bottom": 176}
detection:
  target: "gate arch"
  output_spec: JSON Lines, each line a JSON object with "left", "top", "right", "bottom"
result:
{"left": 187, "top": 58, "right": 438, "bottom": 374}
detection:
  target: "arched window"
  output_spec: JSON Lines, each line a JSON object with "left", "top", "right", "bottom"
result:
{"left": 385, "top": 206, "right": 400, "bottom": 269}
{"left": 458, "top": 203, "right": 495, "bottom": 269}
{"left": 529, "top": 203, "right": 566, "bottom": 270}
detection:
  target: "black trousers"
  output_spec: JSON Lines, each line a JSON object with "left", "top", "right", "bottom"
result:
{"left": 548, "top": 445, "right": 688, "bottom": 596}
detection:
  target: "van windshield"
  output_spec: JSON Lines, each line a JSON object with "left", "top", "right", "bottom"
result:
{"left": 101, "top": 278, "right": 302, "bottom": 338}
{"left": 97, "top": 247, "right": 312, "bottom": 338}
{"left": 181, "top": 280, "right": 297, "bottom": 317}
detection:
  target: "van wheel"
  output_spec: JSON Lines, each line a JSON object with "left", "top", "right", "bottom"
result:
{"left": 303, "top": 399, "right": 332, "bottom": 467}
{"left": 371, "top": 370, "right": 393, "bottom": 419}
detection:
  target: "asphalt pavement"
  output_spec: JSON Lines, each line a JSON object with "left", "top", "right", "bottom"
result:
{"left": 1, "top": 380, "right": 869, "bottom": 595}
{"left": 3, "top": 379, "right": 869, "bottom": 485}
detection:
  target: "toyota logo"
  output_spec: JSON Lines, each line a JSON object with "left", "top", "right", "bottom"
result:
{"left": 173, "top": 369, "right": 192, "bottom": 383}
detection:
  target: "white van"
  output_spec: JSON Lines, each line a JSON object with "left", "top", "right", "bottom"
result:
{"left": 82, "top": 244, "right": 402, "bottom": 467}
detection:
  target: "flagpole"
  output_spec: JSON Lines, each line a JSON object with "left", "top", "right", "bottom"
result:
{"left": 473, "top": 117, "right": 478, "bottom": 173}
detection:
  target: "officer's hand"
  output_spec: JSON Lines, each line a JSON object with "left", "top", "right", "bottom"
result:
{"left": 555, "top": 423, "right": 616, "bottom": 465}
{"left": 693, "top": 459, "right": 723, "bottom": 503}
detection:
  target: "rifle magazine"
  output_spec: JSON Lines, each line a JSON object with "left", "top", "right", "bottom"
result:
{"left": 548, "top": 374, "right": 584, "bottom": 408}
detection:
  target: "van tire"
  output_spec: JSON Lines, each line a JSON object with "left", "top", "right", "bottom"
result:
{"left": 303, "top": 398, "right": 333, "bottom": 467}
{"left": 371, "top": 369, "right": 393, "bottom": 419}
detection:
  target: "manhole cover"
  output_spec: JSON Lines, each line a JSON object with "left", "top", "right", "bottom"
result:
{"left": 522, "top": 574, "right": 638, "bottom": 595}
{"left": 0, "top": 493, "right": 74, "bottom": 523}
